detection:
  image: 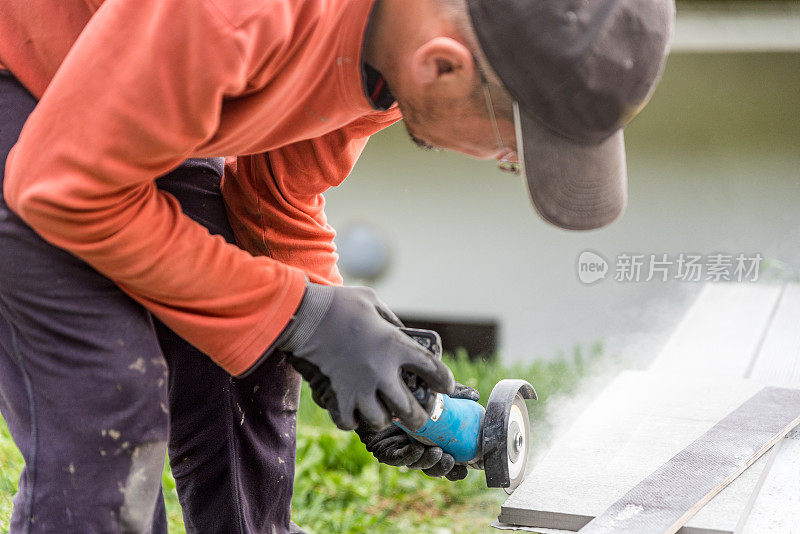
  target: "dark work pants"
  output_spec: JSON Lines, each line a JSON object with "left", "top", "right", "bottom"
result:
{"left": 0, "top": 71, "right": 301, "bottom": 533}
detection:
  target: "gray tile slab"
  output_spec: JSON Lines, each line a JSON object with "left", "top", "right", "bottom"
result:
{"left": 577, "top": 387, "right": 800, "bottom": 534}
{"left": 499, "top": 371, "right": 769, "bottom": 532}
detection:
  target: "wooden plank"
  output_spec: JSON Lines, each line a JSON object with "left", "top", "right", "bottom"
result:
{"left": 652, "top": 284, "right": 794, "bottom": 532}
{"left": 499, "top": 371, "right": 770, "bottom": 532}
{"left": 735, "top": 282, "right": 800, "bottom": 533}
{"left": 649, "top": 284, "right": 782, "bottom": 378}
{"left": 500, "top": 434, "right": 773, "bottom": 534}
{"left": 737, "top": 428, "right": 800, "bottom": 534}
{"left": 680, "top": 453, "right": 769, "bottom": 533}
{"left": 577, "top": 387, "right": 800, "bottom": 534}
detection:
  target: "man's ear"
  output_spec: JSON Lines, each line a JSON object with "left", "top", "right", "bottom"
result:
{"left": 409, "top": 37, "right": 475, "bottom": 97}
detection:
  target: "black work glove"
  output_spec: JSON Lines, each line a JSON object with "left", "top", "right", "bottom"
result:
{"left": 278, "top": 283, "right": 455, "bottom": 431}
{"left": 354, "top": 381, "right": 480, "bottom": 481}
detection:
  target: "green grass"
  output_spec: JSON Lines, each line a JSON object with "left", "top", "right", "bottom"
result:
{"left": 0, "top": 422, "right": 20, "bottom": 533}
{"left": 0, "top": 344, "right": 604, "bottom": 533}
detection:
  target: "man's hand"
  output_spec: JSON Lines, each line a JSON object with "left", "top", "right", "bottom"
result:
{"left": 279, "top": 283, "right": 455, "bottom": 431}
{"left": 354, "top": 381, "right": 480, "bottom": 481}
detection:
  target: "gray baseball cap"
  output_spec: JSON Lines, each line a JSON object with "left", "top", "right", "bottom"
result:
{"left": 467, "top": 0, "right": 675, "bottom": 230}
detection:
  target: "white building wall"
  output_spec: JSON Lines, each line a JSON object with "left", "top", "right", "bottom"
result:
{"left": 323, "top": 53, "right": 800, "bottom": 363}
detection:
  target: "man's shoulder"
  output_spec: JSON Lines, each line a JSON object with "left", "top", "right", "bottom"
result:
{"left": 329, "top": 106, "right": 403, "bottom": 141}
{"left": 202, "top": 0, "right": 325, "bottom": 30}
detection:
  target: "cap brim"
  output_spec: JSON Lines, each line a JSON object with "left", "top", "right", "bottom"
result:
{"left": 514, "top": 103, "right": 628, "bottom": 231}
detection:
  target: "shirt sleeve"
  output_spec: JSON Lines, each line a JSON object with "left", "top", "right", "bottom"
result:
{"left": 222, "top": 114, "right": 402, "bottom": 286}
{"left": 2, "top": 0, "right": 307, "bottom": 376}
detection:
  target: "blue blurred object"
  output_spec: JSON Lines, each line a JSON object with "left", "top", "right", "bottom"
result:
{"left": 336, "top": 223, "right": 390, "bottom": 281}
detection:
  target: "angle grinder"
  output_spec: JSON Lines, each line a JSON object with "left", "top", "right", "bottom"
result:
{"left": 394, "top": 328, "right": 537, "bottom": 493}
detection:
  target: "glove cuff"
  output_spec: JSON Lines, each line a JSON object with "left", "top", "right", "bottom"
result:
{"left": 278, "top": 282, "right": 334, "bottom": 353}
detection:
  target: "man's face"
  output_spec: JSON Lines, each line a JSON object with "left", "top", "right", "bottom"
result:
{"left": 394, "top": 82, "right": 518, "bottom": 164}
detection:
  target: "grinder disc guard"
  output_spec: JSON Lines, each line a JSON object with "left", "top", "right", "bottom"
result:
{"left": 482, "top": 379, "right": 537, "bottom": 493}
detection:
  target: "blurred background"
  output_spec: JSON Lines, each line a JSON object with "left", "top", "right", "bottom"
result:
{"left": 326, "top": 0, "right": 800, "bottom": 367}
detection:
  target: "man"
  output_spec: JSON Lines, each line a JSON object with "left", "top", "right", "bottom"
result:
{"left": 0, "top": 0, "right": 673, "bottom": 532}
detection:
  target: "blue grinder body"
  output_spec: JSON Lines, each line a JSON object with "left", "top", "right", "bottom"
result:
{"left": 394, "top": 394, "right": 486, "bottom": 462}
{"left": 395, "top": 328, "right": 537, "bottom": 492}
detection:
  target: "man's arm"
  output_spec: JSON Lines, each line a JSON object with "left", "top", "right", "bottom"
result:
{"left": 3, "top": 0, "right": 456, "bottom": 432}
{"left": 223, "top": 115, "right": 401, "bottom": 285}
{"left": 3, "top": 0, "right": 306, "bottom": 375}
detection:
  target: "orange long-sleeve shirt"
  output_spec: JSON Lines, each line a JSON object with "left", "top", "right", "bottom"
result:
{"left": 0, "top": 0, "right": 402, "bottom": 375}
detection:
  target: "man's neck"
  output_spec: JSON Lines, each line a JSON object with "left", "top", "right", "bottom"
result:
{"left": 363, "top": 0, "right": 394, "bottom": 76}
{"left": 364, "top": 0, "right": 457, "bottom": 97}
{"left": 364, "top": 0, "right": 437, "bottom": 85}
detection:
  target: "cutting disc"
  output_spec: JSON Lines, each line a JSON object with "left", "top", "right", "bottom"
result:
{"left": 504, "top": 395, "right": 530, "bottom": 494}
{"left": 483, "top": 379, "right": 536, "bottom": 492}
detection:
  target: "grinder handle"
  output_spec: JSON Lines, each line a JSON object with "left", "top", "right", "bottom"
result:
{"left": 399, "top": 327, "right": 443, "bottom": 415}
